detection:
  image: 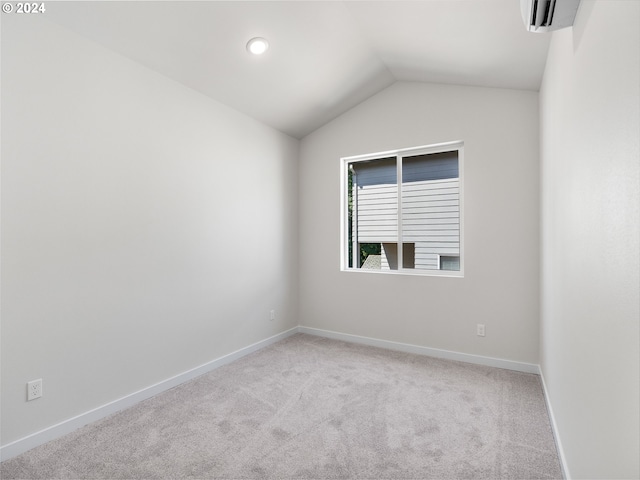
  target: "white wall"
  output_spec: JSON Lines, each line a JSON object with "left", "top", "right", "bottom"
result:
{"left": 539, "top": 1, "right": 640, "bottom": 478}
{"left": 299, "top": 81, "right": 540, "bottom": 364}
{"left": 1, "top": 15, "right": 298, "bottom": 446}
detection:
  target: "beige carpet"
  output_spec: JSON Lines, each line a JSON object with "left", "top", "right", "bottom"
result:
{"left": 1, "top": 333, "right": 563, "bottom": 479}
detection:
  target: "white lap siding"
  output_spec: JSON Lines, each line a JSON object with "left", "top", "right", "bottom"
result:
{"left": 352, "top": 158, "right": 397, "bottom": 245}
{"left": 403, "top": 179, "right": 460, "bottom": 270}
{"left": 355, "top": 183, "right": 398, "bottom": 243}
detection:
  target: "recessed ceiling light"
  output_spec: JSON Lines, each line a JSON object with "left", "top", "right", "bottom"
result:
{"left": 246, "top": 37, "right": 269, "bottom": 56}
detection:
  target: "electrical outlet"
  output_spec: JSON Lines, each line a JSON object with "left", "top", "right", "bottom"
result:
{"left": 269, "top": 309, "right": 276, "bottom": 321}
{"left": 27, "top": 379, "right": 43, "bottom": 401}
{"left": 477, "top": 324, "right": 486, "bottom": 337}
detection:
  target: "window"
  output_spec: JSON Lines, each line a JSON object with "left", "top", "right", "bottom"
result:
{"left": 341, "top": 141, "right": 463, "bottom": 276}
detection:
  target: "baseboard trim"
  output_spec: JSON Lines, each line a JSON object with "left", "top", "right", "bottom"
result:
{"left": 298, "top": 326, "right": 539, "bottom": 374}
{"left": 538, "top": 367, "right": 571, "bottom": 479}
{"left": 0, "top": 327, "right": 298, "bottom": 462}
{"left": 0, "top": 326, "right": 542, "bottom": 462}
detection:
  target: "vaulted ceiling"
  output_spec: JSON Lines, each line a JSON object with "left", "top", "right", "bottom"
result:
{"left": 44, "top": 1, "right": 551, "bottom": 139}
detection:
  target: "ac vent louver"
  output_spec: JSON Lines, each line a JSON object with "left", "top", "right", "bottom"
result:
{"left": 521, "top": 0, "right": 581, "bottom": 33}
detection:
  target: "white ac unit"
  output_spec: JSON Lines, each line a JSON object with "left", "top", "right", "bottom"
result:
{"left": 521, "top": 0, "right": 581, "bottom": 33}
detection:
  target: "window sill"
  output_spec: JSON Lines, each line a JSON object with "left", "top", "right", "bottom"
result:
{"left": 340, "top": 267, "right": 464, "bottom": 279}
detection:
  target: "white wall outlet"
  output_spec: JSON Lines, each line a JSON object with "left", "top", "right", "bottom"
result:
{"left": 269, "top": 309, "right": 275, "bottom": 321}
{"left": 477, "top": 324, "right": 486, "bottom": 337}
{"left": 27, "top": 379, "right": 43, "bottom": 401}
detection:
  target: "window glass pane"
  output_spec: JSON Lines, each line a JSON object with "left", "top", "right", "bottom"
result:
{"left": 440, "top": 255, "right": 460, "bottom": 271}
{"left": 401, "top": 151, "right": 460, "bottom": 271}
{"left": 348, "top": 157, "right": 398, "bottom": 270}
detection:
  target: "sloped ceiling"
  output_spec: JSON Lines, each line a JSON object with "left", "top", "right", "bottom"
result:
{"left": 44, "top": 1, "right": 551, "bottom": 139}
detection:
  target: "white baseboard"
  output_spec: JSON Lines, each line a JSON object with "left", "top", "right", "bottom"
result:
{"left": 298, "top": 326, "right": 540, "bottom": 374}
{"left": 538, "top": 368, "right": 571, "bottom": 479}
{"left": 0, "top": 327, "right": 298, "bottom": 462}
{"left": 0, "top": 325, "right": 544, "bottom": 463}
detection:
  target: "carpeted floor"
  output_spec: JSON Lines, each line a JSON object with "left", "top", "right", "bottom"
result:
{"left": 1, "top": 333, "right": 563, "bottom": 479}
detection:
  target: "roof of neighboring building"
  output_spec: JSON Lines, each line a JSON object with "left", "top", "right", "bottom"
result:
{"left": 361, "top": 254, "right": 382, "bottom": 270}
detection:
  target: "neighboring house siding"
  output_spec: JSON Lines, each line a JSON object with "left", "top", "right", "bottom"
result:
{"left": 352, "top": 152, "right": 459, "bottom": 270}
{"left": 352, "top": 158, "right": 397, "bottom": 244}
{"left": 403, "top": 178, "right": 460, "bottom": 269}
{"left": 356, "top": 183, "right": 398, "bottom": 243}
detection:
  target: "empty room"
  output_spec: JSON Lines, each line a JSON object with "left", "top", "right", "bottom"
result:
{"left": 1, "top": 1, "right": 638, "bottom": 479}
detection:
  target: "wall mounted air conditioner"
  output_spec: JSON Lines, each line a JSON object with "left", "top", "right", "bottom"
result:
{"left": 521, "top": 0, "right": 581, "bottom": 33}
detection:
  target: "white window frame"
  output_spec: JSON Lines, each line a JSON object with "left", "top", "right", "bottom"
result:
{"left": 340, "top": 140, "right": 464, "bottom": 277}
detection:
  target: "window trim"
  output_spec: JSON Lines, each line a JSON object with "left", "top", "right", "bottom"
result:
{"left": 340, "top": 140, "right": 464, "bottom": 277}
